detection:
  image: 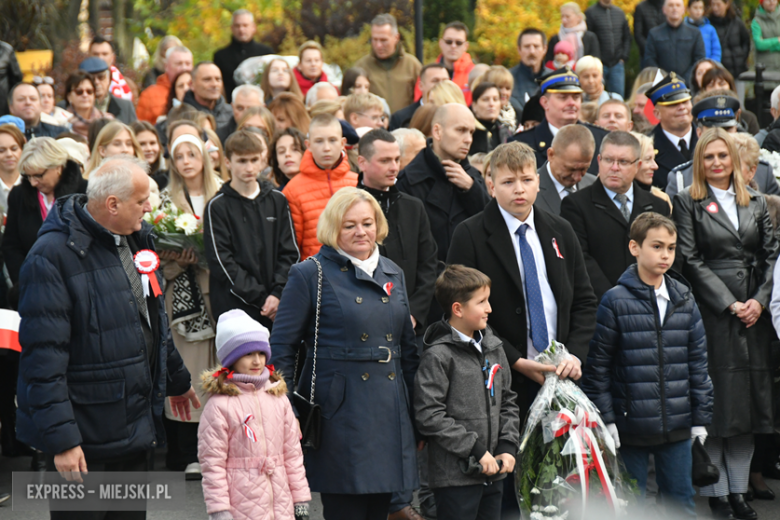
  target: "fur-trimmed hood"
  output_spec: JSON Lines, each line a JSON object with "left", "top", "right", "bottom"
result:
{"left": 200, "top": 366, "right": 288, "bottom": 397}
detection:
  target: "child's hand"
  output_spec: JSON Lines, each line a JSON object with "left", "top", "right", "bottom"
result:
{"left": 479, "top": 451, "right": 500, "bottom": 476}
{"left": 495, "top": 453, "right": 516, "bottom": 474}
{"left": 512, "top": 358, "right": 557, "bottom": 385}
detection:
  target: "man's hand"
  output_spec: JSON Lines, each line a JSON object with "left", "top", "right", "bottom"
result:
{"left": 736, "top": 299, "right": 762, "bottom": 328}
{"left": 261, "top": 295, "right": 280, "bottom": 321}
{"left": 479, "top": 451, "right": 500, "bottom": 476}
{"left": 54, "top": 446, "right": 87, "bottom": 483}
{"left": 410, "top": 315, "right": 417, "bottom": 329}
{"left": 495, "top": 453, "right": 516, "bottom": 474}
{"left": 512, "top": 358, "right": 557, "bottom": 385}
{"left": 556, "top": 355, "right": 582, "bottom": 380}
{"left": 442, "top": 160, "right": 474, "bottom": 191}
{"left": 169, "top": 386, "right": 201, "bottom": 421}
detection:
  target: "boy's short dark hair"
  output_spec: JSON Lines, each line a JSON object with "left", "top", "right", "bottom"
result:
{"left": 630, "top": 212, "right": 677, "bottom": 245}
{"left": 436, "top": 265, "right": 491, "bottom": 319}
{"left": 225, "top": 130, "right": 266, "bottom": 160}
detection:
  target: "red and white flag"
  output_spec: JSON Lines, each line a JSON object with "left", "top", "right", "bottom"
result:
{"left": 0, "top": 309, "right": 21, "bottom": 352}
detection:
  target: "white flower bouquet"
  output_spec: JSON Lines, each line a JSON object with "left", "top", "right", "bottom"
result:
{"left": 516, "top": 342, "right": 636, "bottom": 520}
{"left": 759, "top": 149, "right": 780, "bottom": 183}
{"left": 144, "top": 203, "right": 207, "bottom": 268}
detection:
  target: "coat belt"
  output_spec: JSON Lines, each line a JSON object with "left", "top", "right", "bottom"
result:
{"left": 308, "top": 346, "right": 400, "bottom": 362}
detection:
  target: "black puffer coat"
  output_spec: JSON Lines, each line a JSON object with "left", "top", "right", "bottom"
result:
{"left": 709, "top": 14, "right": 752, "bottom": 78}
{"left": 634, "top": 0, "right": 666, "bottom": 55}
{"left": 582, "top": 265, "right": 713, "bottom": 447}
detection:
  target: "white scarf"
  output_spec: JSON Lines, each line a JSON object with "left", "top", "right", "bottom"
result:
{"left": 338, "top": 246, "right": 380, "bottom": 276}
{"left": 559, "top": 21, "right": 588, "bottom": 60}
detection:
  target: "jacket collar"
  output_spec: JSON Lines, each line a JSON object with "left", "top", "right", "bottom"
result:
{"left": 617, "top": 264, "right": 692, "bottom": 307}
{"left": 423, "top": 319, "right": 503, "bottom": 354}
{"left": 318, "top": 245, "right": 398, "bottom": 285}
{"left": 299, "top": 149, "right": 352, "bottom": 179}
{"left": 697, "top": 184, "right": 757, "bottom": 240}
{"left": 182, "top": 89, "right": 226, "bottom": 114}
{"left": 358, "top": 176, "right": 401, "bottom": 213}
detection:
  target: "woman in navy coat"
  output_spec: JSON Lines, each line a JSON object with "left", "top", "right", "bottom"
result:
{"left": 271, "top": 187, "right": 419, "bottom": 520}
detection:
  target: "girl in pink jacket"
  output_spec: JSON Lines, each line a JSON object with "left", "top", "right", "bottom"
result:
{"left": 198, "top": 309, "right": 311, "bottom": 520}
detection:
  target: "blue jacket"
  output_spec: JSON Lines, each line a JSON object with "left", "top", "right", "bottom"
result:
{"left": 509, "top": 63, "right": 543, "bottom": 111}
{"left": 15, "top": 194, "right": 192, "bottom": 459}
{"left": 581, "top": 265, "right": 713, "bottom": 446}
{"left": 270, "top": 246, "right": 419, "bottom": 494}
{"left": 685, "top": 17, "right": 722, "bottom": 61}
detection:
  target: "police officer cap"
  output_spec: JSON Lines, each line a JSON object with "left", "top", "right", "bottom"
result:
{"left": 646, "top": 72, "right": 691, "bottom": 106}
{"left": 538, "top": 67, "right": 583, "bottom": 95}
{"left": 692, "top": 95, "right": 740, "bottom": 128}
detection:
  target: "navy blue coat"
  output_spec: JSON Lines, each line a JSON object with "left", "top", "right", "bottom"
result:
{"left": 270, "top": 246, "right": 420, "bottom": 494}
{"left": 581, "top": 265, "right": 713, "bottom": 446}
{"left": 15, "top": 194, "right": 192, "bottom": 459}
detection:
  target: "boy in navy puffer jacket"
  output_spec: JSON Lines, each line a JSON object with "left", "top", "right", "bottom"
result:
{"left": 581, "top": 212, "right": 713, "bottom": 519}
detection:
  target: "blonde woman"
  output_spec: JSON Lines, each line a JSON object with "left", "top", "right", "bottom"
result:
{"left": 673, "top": 128, "right": 779, "bottom": 520}
{"left": 159, "top": 132, "right": 222, "bottom": 479}
{"left": 575, "top": 56, "right": 623, "bottom": 106}
{"left": 632, "top": 132, "right": 672, "bottom": 211}
{"left": 85, "top": 121, "right": 161, "bottom": 206}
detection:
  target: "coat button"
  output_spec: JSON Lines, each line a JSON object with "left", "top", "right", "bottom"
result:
{"left": 737, "top": 271, "right": 744, "bottom": 279}
{"left": 356, "top": 297, "right": 363, "bottom": 304}
{"left": 516, "top": 307, "right": 522, "bottom": 314}
{"left": 386, "top": 333, "right": 393, "bottom": 341}
{"left": 382, "top": 297, "right": 389, "bottom": 303}
{"left": 736, "top": 243, "right": 743, "bottom": 250}
{"left": 361, "top": 333, "right": 369, "bottom": 341}
{"left": 340, "top": 266, "right": 348, "bottom": 272}
{"left": 388, "top": 372, "right": 396, "bottom": 380}
{"left": 158, "top": 393, "right": 162, "bottom": 397}
{"left": 361, "top": 373, "right": 370, "bottom": 380}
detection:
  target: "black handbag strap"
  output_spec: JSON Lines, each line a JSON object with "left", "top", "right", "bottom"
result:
{"left": 293, "top": 256, "right": 322, "bottom": 404}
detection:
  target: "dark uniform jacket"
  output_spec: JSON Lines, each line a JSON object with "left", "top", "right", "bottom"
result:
{"left": 651, "top": 123, "right": 699, "bottom": 189}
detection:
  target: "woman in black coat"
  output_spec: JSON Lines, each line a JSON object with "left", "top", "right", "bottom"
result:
{"left": 470, "top": 82, "right": 512, "bottom": 155}
{"left": 2, "top": 137, "right": 87, "bottom": 285}
{"left": 709, "top": 0, "right": 752, "bottom": 79}
{"left": 673, "top": 128, "right": 779, "bottom": 520}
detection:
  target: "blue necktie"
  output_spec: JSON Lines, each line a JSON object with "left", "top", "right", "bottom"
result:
{"left": 516, "top": 224, "right": 549, "bottom": 358}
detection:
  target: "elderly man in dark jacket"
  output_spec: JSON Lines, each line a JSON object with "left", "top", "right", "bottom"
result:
{"left": 634, "top": 0, "right": 666, "bottom": 56}
{"left": 643, "top": 0, "right": 706, "bottom": 81}
{"left": 16, "top": 158, "right": 198, "bottom": 505}
{"left": 585, "top": 0, "right": 632, "bottom": 97}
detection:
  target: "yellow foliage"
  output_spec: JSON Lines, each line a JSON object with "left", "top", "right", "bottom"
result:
{"left": 474, "top": 0, "right": 642, "bottom": 66}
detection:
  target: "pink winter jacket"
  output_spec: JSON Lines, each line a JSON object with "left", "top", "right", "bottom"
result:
{"left": 198, "top": 370, "right": 311, "bottom": 520}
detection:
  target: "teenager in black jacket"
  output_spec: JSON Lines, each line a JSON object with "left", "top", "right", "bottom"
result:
{"left": 203, "top": 131, "right": 299, "bottom": 329}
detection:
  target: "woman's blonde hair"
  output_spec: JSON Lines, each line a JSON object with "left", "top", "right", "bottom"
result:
{"left": 168, "top": 134, "right": 222, "bottom": 213}
{"left": 731, "top": 132, "right": 761, "bottom": 171}
{"left": 85, "top": 122, "right": 144, "bottom": 178}
{"left": 691, "top": 128, "right": 750, "bottom": 206}
{"left": 204, "top": 128, "right": 230, "bottom": 182}
{"left": 317, "top": 187, "right": 389, "bottom": 248}
{"left": 308, "top": 100, "right": 343, "bottom": 118}
{"left": 561, "top": 2, "right": 583, "bottom": 15}
{"left": 631, "top": 131, "right": 654, "bottom": 159}
{"left": 426, "top": 80, "right": 467, "bottom": 105}
{"left": 19, "top": 137, "right": 69, "bottom": 174}
{"left": 575, "top": 55, "right": 603, "bottom": 75}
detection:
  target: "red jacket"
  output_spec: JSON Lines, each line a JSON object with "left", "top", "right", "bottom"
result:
{"left": 293, "top": 67, "right": 330, "bottom": 98}
{"left": 414, "top": 53, "right": 475, "bottom": 105}
{"left": 136, "top": 73, "right": 171, "bottom": 124}
{"left": 282, "top": 150, "right": 357, "bottom": 258}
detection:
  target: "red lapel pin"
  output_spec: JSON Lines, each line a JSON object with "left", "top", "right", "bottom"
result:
{"left": 383, "top": 282, "right": 394, "bottom": 296}
{"left": 552, "top": 238, "right": 564, "bottom": 259}
{"left": 706, "top": 202, "right": 719, "bottom": 214}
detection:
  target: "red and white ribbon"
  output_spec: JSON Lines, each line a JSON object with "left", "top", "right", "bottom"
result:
{"left": 552, "top": 406, "right": 619, "bottom": 518}
{"left": 486, "top": 364, "right": 502, "bottom": 391}
{"left": 133, "top": 249, "right": 162, "bottom": 298}
{"left": 243, "top": 414, "right": 257, "bottom": 442}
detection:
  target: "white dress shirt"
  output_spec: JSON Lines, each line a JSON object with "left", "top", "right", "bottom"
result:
{"left": 547, "top": 163, "right": 575, "bottom": 199}
{"left": 498, "top": 205, "right": 558, "bottom": 359}
{"left": 452, "top": 327, "right": 484, "bottom": 353}
{"left": 710, "top": 183, "right": 739, "bottom": 230}
{"left": 548, "top": 122, "right": 560, "bottom": 137}
{"left": 602, "top": 183, "right": 635, "bottom": 215}
{"left": 662, "top": 127, "right": 693, "bottom": 153}
{"left": 655, "top": 277, "right": 670, "bottom": 326}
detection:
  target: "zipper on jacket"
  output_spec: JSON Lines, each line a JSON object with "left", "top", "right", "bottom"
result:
{"left": 477, "top": 347, "right": 493, "bottom": 467}
{"left": 650, "top": 285, "right": 668, "bottom": 442}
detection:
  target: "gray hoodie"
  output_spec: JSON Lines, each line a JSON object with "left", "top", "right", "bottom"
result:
{"left": 414, "top": 320, "right": 520, "bottom": 488}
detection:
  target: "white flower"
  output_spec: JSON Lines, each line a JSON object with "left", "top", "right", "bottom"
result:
{"left": 532, "top": 506, "right": 540, "bottom": 511}
{"left": 531, "top": 487, "right": 541, "bottom": 495}
{"left": 543, "top": 506, "right": 559, "bottom": 514}
{"left": 561, "top": 512, "right": 569, "bottom": 519}
{"left": 531, "top": 513, "right": 544, "bottom": 520}
{"left": 759, "top": 149, "right": 780, "bottom": 181}
{"left": 617, "top": 499, "right": 629, "bottom": 508}
{"left": 175, "top": 213, "right": 199, "bottom": 235}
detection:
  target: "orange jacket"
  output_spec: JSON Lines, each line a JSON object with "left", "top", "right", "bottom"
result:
{"left": 282, "top": 150, "right": 358, "bottom": 259}
{"left": 414, "top": 53, "right": 475, "bottom": 105}
{"left": 136, "top": 73, "right": 171, "bottom": 124}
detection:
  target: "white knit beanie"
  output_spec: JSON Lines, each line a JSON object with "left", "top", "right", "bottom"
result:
{"left": 215, "top": 309, "right": 272, "bottom": 368}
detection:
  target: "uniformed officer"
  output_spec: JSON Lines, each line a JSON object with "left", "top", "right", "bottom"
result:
{"left": 509, "top": 66, "right": 608, "bottom": 172}
{"left": 666, "top": 95, "right": 780, "bottom": 198}
{"left": 647, "top": 72, "right": 698, "bottom": 189}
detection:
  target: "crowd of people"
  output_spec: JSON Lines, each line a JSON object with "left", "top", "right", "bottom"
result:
{"left": 1, "top": 1, "right": 780, "bottom": 520}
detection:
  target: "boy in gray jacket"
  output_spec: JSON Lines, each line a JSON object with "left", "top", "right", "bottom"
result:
{"left": 414, "top": 264, "right": 520, "bottom": 520}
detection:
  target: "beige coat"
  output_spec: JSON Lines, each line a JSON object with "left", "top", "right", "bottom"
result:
{"left": 355, "top": 45, "right": 422, "bottom": 113}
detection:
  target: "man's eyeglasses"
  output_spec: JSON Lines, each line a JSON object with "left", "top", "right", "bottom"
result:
{"left": 357, "top": 113, "right": 387, "bottom": 123}
{"left": 442, "top": 39, "right": 466, "bottom": 47}
{"left": 32, "top": 76, "right": 54, "bottom": 86}
{"left": 600, "top": 157, "right": 639, "bottom": 168}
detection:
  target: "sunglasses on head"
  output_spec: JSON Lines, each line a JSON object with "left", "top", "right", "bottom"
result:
{"left": 33, "top": 76, "right": 54, "bottom": 86}
{"left": 73, "top": 88, "right": 94, "bottom": 96}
